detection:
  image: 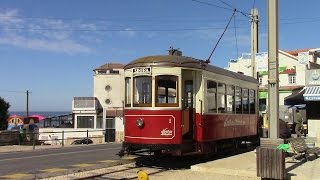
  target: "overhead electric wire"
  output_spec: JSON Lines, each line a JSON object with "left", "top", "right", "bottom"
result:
{"left": 217, "top": 0, "right": 234, "bottom": 9}
{"left": 252, "top": 0, "right": 256, "bottom": 9}
{"left": 192, "top": 0, "right": 234, "bottom": 11}
{"left": 0, "top": 14, "right": 250, "bottom": 23}
{"left": 0, "top": 90, "right": 26, "bottom": 93}
{"left": 207, "top": 10, "right": 236, "bottom": 63}
{"left": 0, "top": 25, "right": 249, "bottom": 32}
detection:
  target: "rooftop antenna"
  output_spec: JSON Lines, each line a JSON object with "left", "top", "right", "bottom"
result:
{"left": 168, "top": 46, "right": 180, "bottom": 55}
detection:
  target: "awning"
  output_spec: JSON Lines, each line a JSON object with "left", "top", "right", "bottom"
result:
{"left": 284, "top": 87, "right": 305, "bottom": 105}
{"left": 303, "top": 86, "right": 320, "bottom": 101}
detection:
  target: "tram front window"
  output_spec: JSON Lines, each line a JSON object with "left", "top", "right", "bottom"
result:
{"left": 156, "top": 75, "right": 178, "bottom": 107}
{"left": 133, "top": 76, "right": 152, "bottom": 106}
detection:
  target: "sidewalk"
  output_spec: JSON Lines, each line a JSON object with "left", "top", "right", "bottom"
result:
{"left": 1, "top": 144, "right": 320, "bottom": 180}
{"left": 0, "top": 145, "right": 65, "bottom": 153}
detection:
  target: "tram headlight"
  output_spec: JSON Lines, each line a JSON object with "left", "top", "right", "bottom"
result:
{"left": 136, "top": 118, "right": 144, "bottom": 127}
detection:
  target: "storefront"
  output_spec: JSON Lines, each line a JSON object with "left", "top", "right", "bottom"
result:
{"left": 304, "top": 69, "right": 320, "bottom": 142}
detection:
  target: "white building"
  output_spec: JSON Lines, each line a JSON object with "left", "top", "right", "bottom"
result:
{"left": 227, "top": 50, "right": 308, "bottom": 110}
{"left": 72, "top": 63, "right": 125, "bottom": 142}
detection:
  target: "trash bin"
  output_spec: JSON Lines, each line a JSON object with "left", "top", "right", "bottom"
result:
{"left": 257, "top": 147, "right": 286, "bottom": 179}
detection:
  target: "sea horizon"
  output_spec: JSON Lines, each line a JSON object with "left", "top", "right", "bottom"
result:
{"left": 9, "top": 111, "right": 72, "bottom": 117}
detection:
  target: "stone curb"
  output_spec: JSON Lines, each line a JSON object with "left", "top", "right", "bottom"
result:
{"left": 15, "top": 158, "right": 137, "bottom": 180}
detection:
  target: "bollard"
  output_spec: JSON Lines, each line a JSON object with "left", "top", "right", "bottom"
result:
{"left": 137, "top": 170, "right": 148, "bottom": 180}
{"left": 86, "top": 130, "right": 89, "bottom": 145}
{"left": 62, "top": 131, "right": 64, "bottom": 147}
{"left": 33, "top": 132, "right": 36, "bottom": 150}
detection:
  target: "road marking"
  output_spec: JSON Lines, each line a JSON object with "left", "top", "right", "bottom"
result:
{"left": 72, "top": 163, "right": 95, "bottom": 167}
{"left": 99, "top": 160, "right": 118, "bottom": 163}
{"left": 40, "top": 168, "right": 67, "bottom": 173}
{"left": 0, "top": 147, "right": 120, "bottom": 162}
{"left": 0, "top": 173, "right": 30, "bottom": 179}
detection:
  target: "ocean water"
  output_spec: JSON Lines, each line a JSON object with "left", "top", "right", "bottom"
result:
{"left": 9, "top": 111, "right": 71, "bottom": 118}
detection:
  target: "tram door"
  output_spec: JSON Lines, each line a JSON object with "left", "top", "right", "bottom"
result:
{"left": 182, "top": 77, "right": 195, "bottom": 140}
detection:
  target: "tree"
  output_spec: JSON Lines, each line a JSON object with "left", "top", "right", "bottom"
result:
{"left": 0, "top": 97, "right": 10, "bottom": 130}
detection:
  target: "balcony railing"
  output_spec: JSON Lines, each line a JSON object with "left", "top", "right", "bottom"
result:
{"left": 72, "top": 97, "right": 99, "bottom": 110}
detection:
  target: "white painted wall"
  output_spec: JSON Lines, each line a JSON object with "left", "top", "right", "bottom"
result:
{"left": 227, "top": 50, "right": 307, "bottom": 105}
{"left": 93, "top": 69, "right": 125, "bottom": 109}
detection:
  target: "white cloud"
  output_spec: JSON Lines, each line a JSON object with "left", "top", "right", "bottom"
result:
{"left": 0, "top": 34, "right": 91, "bottom": 54}
{"left": 0, "top": 9, "right": 23, "bottom": 25}
{"left": 0, "top": 9, "right": 92, "bottom": 54}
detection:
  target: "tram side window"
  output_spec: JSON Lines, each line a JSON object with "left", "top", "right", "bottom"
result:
{"left": 125, "top": 77, "right": 131, "bottom": 107}
{"left": 217, "top": 83, "right": 226, "bottom": 113}
{"left": 235, "top": 87, "right": 242, "bottom": 114}
{"left": 133, "top": 76, "right": 152, "bottom": 107}
{"left": 242, "top": 88, "right": 249, "bottom": 114}
{"left": 156, "top": 75, "right": 178, "bottom": 107}
{"left": 207, "top": 80, "right": 217, "bottom": 113}
{"left": 226, "top": 85, "right": 235, "bottom": 113}
{"left": 249, "top": 89, "right": 256, "bottom": 114}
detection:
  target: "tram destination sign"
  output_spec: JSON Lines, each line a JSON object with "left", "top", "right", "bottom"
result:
{"left": 133, "top": 67, "right": 151, "bottom": 75}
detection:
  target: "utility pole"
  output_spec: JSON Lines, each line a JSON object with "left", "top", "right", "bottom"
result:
{"left": 251, "top": 8, "right": 259, "bottom": 78}
{"left": 267, "top": 0, "right": 279, "bottom": 139}
{"left": 26, "top": 90, "right": 30, "bottom": 117}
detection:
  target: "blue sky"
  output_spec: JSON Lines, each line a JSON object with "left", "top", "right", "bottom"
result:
{"left": 0, "top": 0, "right": 319, "bottom": 112}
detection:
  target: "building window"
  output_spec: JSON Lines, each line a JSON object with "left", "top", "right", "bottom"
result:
{"left": 288, "top": 74, "right": 296, "bottom": 84}
{"left": 106, "top": 118, "right": 115, "bottom": 129}
{"left": 96, "top": 116, "right": 103, "bottom": 129}
{"left": 105, "top": 99, "right": 111, "bottom": 105}
{"left": 258, "top": 76, "right": 263, "bottom": 85}
{"left": 105, "top": 85, "right": 112, "bottom": 91}
{"left": 77, "top": 116, "right": 94, "bottom": 128}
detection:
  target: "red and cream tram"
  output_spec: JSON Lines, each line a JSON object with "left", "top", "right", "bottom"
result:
{"left": 122, "top": 50, "right": 259, "bottom": 156}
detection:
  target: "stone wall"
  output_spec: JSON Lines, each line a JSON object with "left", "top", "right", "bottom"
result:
{"left": 116, "top": 131, "right": 124, "bottom": 142}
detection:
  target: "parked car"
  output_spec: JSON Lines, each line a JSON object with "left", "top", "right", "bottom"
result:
{"left": 71, "top": 138, "right": 93, "bottom": 145}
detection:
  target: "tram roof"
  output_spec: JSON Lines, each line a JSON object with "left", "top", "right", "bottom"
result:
{"left": 125, "top": 55, "right": 258, "bottom": 84}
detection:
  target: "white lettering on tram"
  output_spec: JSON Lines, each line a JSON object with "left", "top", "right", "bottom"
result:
{"left": 224, "top": 119, "right": 246, "bottom": 127}
{"left": 161, "top": 128, "right": 173, "bottom": 136}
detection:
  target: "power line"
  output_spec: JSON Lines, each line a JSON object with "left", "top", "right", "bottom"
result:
{"left": 0, "top": 90, "right": 26, "bottom": 94}
{"left": 252, "top": 0, "right": 256, "bottom": 9}
{"left": 192, "top": 0, "right": 234, "bottom": 11}
{"left": 0, "top": 14, "right": 249, "bottom": 23}
{"left": 217, "top": 0, "right": 234, "bottom": 9}
{"left": 0, "top": 25, "right": 249, "bottom": 32}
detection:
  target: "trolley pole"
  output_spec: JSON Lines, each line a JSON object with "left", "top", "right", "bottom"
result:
{"left": 267, "top": 0, "right": 279, "bottom": 139}
{"left": 251, "top": 8, "right": 259, "bottom": 78}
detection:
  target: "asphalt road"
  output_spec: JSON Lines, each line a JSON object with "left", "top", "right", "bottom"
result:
{"left": 0, "top": 143, "right": 122, "bottom": 176}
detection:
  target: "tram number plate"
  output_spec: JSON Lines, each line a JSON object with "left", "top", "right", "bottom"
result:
{"left": 133, "top": 67, "right": 151, "bottom": 74}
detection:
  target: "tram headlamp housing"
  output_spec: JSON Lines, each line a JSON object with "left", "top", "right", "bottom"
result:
{"left": 136, "top": 118, "right": 144, "bottom": 127}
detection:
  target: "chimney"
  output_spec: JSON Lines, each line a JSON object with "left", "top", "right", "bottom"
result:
{"left": 169, "top": 48, "right": 182, "bottom": 56}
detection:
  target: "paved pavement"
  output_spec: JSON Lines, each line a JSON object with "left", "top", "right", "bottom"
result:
{"left": 1, "top": 142, "right": 320, "bottom": 180}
